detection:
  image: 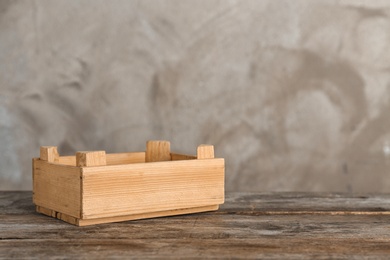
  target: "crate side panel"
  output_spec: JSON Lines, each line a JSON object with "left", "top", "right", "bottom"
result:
{"left": 58, "top": 156, "right": 76, "bottom": 166}
{"left": 170, "top": 153, "right": 197, "bottom": 160}
{"left": 58, "top": 152, "right": 146, "bottom": 167}
{"left": 106, "top": 152, "right": 145, "bottom": 165}
{"left": 82, "top": 158, "right": 224, "bottom": 219}
{"left": 33, "top": 159, "right": 81, "bottom": 218}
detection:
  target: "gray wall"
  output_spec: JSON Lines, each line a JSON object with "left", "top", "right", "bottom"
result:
{"left": 1, "top": 0, "right": 390, "bottom": 192}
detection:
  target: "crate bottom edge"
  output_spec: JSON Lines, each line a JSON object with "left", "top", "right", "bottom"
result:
{"left": 35, "top": 204, "right": 220, "bottom": 226}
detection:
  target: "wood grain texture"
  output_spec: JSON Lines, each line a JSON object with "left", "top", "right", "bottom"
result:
{"left": 170, "top": 153, "right": 197, "bottom": 160}
{"left": 36, "top": 205, "right": 78, "bottom": 225}
{"left": 32, "top": 159, "right": 81, "bottom": 218}
{"left": 58, "top": 152, "right": 146, "bottom": 166}
{"left": 77, "top": 205, "right": 218, "bottom": 226}
{"left": 197, "top": 144, "right": 214, "bottom": 159}
{"left": 58, "top": 155, "right": 76, "bottom": 166}
{"left": 145, "top": 140, "right": 171, "bottom": 162}
{"left": 106, "top": 152, "right": 146, "bottom": 165}
{"left": 81, "top": 159, "right": 225, "bottom": 219}
{"left": 40, "top": 146, "right": 59, "bottom": 163}
{"left": 76, "top": 151, "right": 106, "bottom": 167}
{"left": 2, "top": 192, "right": 390, "bottom": 259}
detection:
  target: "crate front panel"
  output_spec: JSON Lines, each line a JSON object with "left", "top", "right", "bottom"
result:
{"left": 81, "top": 158, "right": 224, "bottom": 219}
{"left": 33, "top": 159, "right": 81, "bottom": 218}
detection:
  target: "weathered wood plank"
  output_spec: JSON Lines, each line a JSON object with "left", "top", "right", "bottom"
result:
{"left": 2, "top": 192, "right": 390, "bottom": 259}
{"left": 220, "top": 192, "right": 390, "bottom": 213}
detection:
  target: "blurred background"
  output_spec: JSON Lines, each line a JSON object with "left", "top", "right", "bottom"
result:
{"left": 1, "top": 0, "right": 390, "bottom": 192}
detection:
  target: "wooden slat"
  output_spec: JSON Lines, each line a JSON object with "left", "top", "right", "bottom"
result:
{"left": 33, "top": 159, "right": 81, "bottom": 218}
{"left": 197, "top": 145, "right": 214, "bottom": 159}
{"left": 81, "top": 158, "right": 225, "bottom": 219}
{"left": 76, "top": 151, "right": 106, "bottom": 167}
{"left": 58, "top": 155, "right": 76, "bottom": 166}
{"left": 145, "top": 140, "right": 171, "bottom": 162}
{"left": 58, "top": 152, "right": 146, "bottom": 166}
{"left": 170, "top": 153, "right": 196, "bottom": 160}
{"left": 105, "top": 152, "right": 145, "bottom": 165}
{"left": 36, "top": 205, "right": 78, "bottom": 225}
{"left": 35, "top": 205, "right": 52, "bottom": 216}
{"left": 77, "top": 205, "right": 218, "bottom": 226}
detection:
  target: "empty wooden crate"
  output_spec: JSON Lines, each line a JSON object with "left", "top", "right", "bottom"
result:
{"left": 32, "top": 141, "right": 225, "bottom": 226}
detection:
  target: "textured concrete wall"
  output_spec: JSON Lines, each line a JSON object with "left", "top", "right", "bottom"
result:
{"left": 1, "top": 0, "right": 390, "bottom": 191}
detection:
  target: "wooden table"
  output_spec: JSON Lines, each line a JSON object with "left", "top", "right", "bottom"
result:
{"left": 1, "top": 192, "right": 390, "bottom": 259}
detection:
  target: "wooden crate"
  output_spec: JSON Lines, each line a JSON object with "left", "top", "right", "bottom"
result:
{"left": 32, "top": 141, "right": 224, "bottom": 226}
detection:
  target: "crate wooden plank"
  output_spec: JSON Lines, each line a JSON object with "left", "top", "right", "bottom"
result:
{"left": 40, "top": 146, "right": 59, "bottom": 163}
{"left": 170, "top": 153, "right": 197, "bottom": 160}
{"left": 58, "top": 155, "right": 76, "bottom": 166}
{"left": 76, "top": 151, "right": 106, "bottom": 167}
{"left": 78, "top": 205, "right": 218, "bottom": 226}
{"left": 106, "top": 152, "right": 145, "bottom": 165}
{"left": 197, "top": 144, "right": 214, "bottom": 159}
{"left": 38, "top": 201, "right": 217, "bottom": 226}
{"left": 145, "top": 140, "right": 171, "bottom": 162}
{"left": 58, "top": 152, "right": 146, "bottom": 166}
{"left": 36, "top": 205, "right": 79, "bottom": 225}
{"left": 81, "top": 158, "right": 224, "bottom": 219}
{"left": 33, "top": 159, "right": 81, "bottom": 218}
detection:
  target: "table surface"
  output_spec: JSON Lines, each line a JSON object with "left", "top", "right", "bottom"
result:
{"left": 1, "top": 192, "right": 390, "bottom": 259}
